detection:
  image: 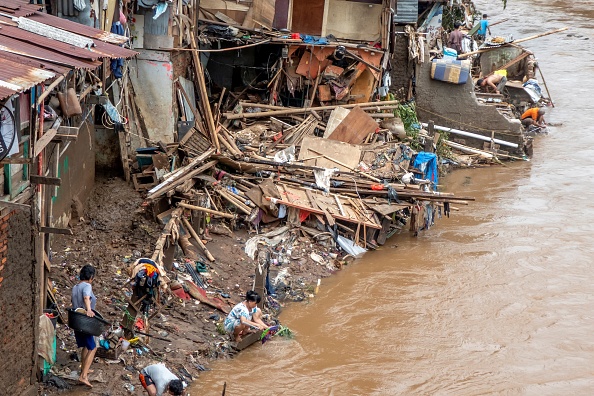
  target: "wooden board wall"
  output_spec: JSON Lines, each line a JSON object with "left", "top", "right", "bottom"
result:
{"left": 299, "top": 136, "right": 362, "bottom": 171}
{"left": 327, "top": 106, "right": 379, "bottom": 145}
{"left": 291, "top": 0, "right": 325, "bottom": 35}
{"left": 324, "top": 0, "right": 382, "bottom": 41}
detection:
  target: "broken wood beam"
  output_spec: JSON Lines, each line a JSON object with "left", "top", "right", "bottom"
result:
{"left": 224, "top": 100, "right": 401, "bottom": 120}
{"left": 308, "top": 149, "right": 382, "bottom": 183}
{"left": 146, "top": 148, "right": 215, "bottom": 199}
{"left": 181, "top": 217, "right": 216, "bottom": 262}
{"left": 29, "top": 175, "right": 61, "bottom": 186}
{"left": 40, "top": 226, "right": 73, "bottom": 235}
{"left": 265, "top": 197, "right": 381, "bottom": 229}
{"left": 190, "top": 32, "right": 220, "bottom": 152}
{"left": 178, "top": 202, "right": 235, "bottom": 219}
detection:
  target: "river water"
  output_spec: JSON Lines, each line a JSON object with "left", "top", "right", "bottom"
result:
{"left": 197, "top": 1, "right": 594, "bottom": 394}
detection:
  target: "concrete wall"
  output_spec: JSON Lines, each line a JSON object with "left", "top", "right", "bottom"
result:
{"left": 50, "top": 121, "right": 96, "bottom": 228}
{"left": 0, "top": 209, "right": 37, "bottom": 395}
{"left": 389, "top": 25, "right": 414, "bottom": 100}
{"left": 129, "top": 50, "right": 175, "bottom": 143}
{"left": 415, "top": 59, "right": 524, "bottom": 154}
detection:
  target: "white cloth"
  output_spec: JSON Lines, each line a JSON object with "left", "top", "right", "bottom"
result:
{"left": 143, "top": 364, "right": 179, "bottom": 396}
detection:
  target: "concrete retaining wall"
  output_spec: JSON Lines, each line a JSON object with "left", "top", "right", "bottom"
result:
{"left": 415, "top": 59, "right": 524, "bottom": 154}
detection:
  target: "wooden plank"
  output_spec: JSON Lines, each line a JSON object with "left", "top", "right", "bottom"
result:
{"left": 291, "top": 0, "right": 324, "bottom": 35}
{"left": 0, "top": 157, "right": 31, "bottom": 165}
{"left": 246, "top": 0, "right": 275, "bottom": 29}
{"left": 0, "top": 200, "right": 31, "bottom": 211}
{"left": 44, "top": 251, "right": 52, "bottom": 271}
{"left": 298, "top": 136, "right": 361, "bottom": 172}
{"left": 34, "top": 128, "right": 58, "bottom": 157}
{"left": 265, "top": 196, "right": 380, "bottom": 229}
{"left": 214, "top": 11, "right": 240, "bottom": 25}
{"left": 327, "top": 106, "right": 378, "bottom": 145}
{"left": 29, "top": 175, "right": 61, "bottom": 186}
{"left": 40, "top": 226, "right": 73, "bottom": 235}
{"left": 376, "top": 216, "right": 392, "bottom": 245}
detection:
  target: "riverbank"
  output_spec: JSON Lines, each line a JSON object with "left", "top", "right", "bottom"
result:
{"left": 42, "top": 177, "right": 342, "bottom": 395}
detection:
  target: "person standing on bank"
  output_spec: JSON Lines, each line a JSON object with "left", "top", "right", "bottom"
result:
{"left": 476, "top": 14, "right": 491, "bottom": 40}
{"left": 71, "top": 264, "right": 97, "bottom": 388}
{"left": 224, "top": 290, "right": 269, "bottom": 342}
{"left": 448, "top": 21, "right": 465, "bottom": 55}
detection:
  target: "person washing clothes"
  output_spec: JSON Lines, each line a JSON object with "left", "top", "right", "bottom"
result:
{"left": 224, "top": 290, "right": 269, "bottom": 342}
{"left": 139, "top": 363, "right": 185, "bottom": 396}
{"left": 71, "top": 264, "right": 98, "bottom": 388}
{"left": 521, "top": 107, "right": 546, "bottom": 128}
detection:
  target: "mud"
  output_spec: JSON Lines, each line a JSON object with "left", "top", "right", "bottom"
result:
{"left": 42, "top": 177, "right": 338, "bottom": 395}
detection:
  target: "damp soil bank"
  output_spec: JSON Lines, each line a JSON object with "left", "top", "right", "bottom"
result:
{"left": 42, "top": 177, "right": 342, "bottom": 395}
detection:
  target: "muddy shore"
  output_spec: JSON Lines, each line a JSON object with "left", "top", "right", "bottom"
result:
{"left": 43, "top": 177, "right": 343, "bottom": 395}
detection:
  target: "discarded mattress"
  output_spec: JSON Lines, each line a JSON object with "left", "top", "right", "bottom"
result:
{"left": 431, "top": 59, "right": 471, "bottom": 84}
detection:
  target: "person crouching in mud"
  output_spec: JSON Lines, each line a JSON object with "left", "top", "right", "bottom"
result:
{"left": 224, "top": 291, "right": 269, "bottom": 342}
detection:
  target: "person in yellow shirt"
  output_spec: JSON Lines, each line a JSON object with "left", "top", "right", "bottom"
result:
{"left": 521, "top": 107, "right": 546, "bottom": 127}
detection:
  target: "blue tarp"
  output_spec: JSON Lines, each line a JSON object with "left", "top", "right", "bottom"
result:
{"left": 413, "top": 152, "right": 438, "bottom": 190}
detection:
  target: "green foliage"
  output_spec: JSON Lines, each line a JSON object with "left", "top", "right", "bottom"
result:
{"left": 396, "top": 103, "right": 422, "bottom": 151}
{"left": 216, "top": 322, "right": 226, "bottom": 335}
{"left": 442, "top": 4, "right": 466, "bottom": 32}
{"left": 502, "top": 0, "right": 508, "bottom": 9}
{"left": 276, "top": 325, "right": 294, "bottom": 339}
{"left": 435, "top": 130, "right": 453, "bottom": 160}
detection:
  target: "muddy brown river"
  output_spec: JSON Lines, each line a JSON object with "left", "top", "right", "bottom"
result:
{"left": 196, "top": 1, "right": 594, "bottom": 395}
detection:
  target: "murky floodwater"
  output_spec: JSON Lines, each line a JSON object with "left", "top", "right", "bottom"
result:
{"left": 197, "top": 1, "right": 594, "bottom": 394}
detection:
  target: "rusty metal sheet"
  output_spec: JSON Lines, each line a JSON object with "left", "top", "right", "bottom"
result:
{"left": 0, "top": 24, "right": 136, "bottom": 61}
{"left": 0, "top": 0, "right": 39, "bottom": 17}
{"left": 0, "top": 51, "right": 70, "bottom": 75}
{"left": 0, "top": 25, "right": 101, "bottom": 61}
{"left": 28, "top": 12, "right": 131, "bottom": 45}
{"left": 0, "top": 34, "right": 100, "bottom": 69}
{"left": 0, "top": 56, "right": 56, "bottom": 100}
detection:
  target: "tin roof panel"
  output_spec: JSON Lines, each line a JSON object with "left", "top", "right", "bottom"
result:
{"left": 0, "top": 57, "right": 56, "bottom": 100}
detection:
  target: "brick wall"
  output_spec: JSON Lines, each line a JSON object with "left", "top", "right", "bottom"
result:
{"left": 0, "top": 209, "right": 37, "bottom": 394}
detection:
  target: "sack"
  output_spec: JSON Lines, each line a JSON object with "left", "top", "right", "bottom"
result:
{"left": 431, "top": 59, "right": 471, "bottom": 85}
{"left": 73, "top": 0, "right": 86, "bottom": 12}
{"left": 57, "top": 88, "right": 82, "bottom": 117}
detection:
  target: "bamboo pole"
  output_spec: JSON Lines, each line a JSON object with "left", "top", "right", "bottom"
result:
{"left": 513, "top": 27, "right": 568, "bottom": 44}
{"left": 181, "top": 217, "right": 216, "bottom": 262}
{"left": 190, "top": 32, "right": 220, "bottom": 151}
{"left": 537, "top": 67, "right": 555, "bottom": 108}
{"left": 179, "top": 202, "right": 235, "bottom": 219}
{"left": 459, "top": 27, "right": 568, "bottom": 58}
{"left": 308, "top": 149, "right": 382, "bottom": 183}
{"left": 224, "top": 100, "right": 401, "bottom": 120}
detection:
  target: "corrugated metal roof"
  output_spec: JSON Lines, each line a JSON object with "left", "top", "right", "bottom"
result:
{"left": 29, "top": 12, "right": 132, "bottom": 46}
{"left": 395, "top": 0, "right": 419, "bottom": 24}
{"left": 0, "top": 56, "right": 56, "bottom": 100}
{"left": 0, "top": 1, "right": 138, "bottom": 100}
{"left": 0, "top": 24, "right": 135, "bottom": 61}
{"left": 0, "top": 33, "right": 101, "bottom": 69}
{"left": 0, "top": 25, "right": 101, "bottom": 61}
{"left": 0, "top": 0, "right": 39, "bottom": 17}
{"left": 0, "top": 51, "right": 70, "bottom": 75}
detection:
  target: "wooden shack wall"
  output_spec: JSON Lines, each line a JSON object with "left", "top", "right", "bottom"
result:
{"left": 324, "top": 0, "right": 382, "bottom": 41}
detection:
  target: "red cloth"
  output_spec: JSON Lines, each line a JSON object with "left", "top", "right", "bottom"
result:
{"left": 299, "top": 210, "right": 311, "bottom": 223}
